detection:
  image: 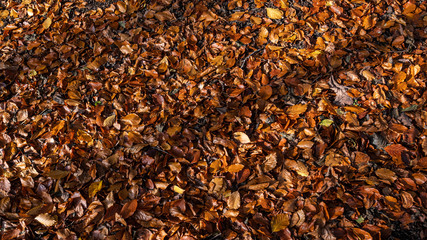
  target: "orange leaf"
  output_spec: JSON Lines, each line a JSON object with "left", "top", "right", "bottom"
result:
{"left": 120, "top": 199, "right": 138, "bottom": 218}
{"left": 384, "top": 144, "right": 406, "bottom": 159}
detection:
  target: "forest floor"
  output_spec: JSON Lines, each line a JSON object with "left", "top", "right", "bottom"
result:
{"left": 0, "top": 0, "right": 426, "bottom": 239}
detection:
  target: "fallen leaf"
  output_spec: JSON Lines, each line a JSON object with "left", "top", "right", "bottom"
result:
{"left": 320, "top": 119, "right": 334, "bottom": 127}
{"left": 271, "top": 213, "right": 289, "bottom": 232}
{"left": 286, "top": 104, "right": 308, "bottom": 118}
{"left": 103, "top": 115, "right": 116, "bottom": 127}
{"left": 329, "top": 76, "right": 353, "bottom": 106}
{"left": 120, "top": 199, "right": 138, "bottom": 218}
{"left": 228, "top": 164, "right": 245, "bottom": 173}
{"left": 43, "top": 17, "right": 52, "bottom": 29}
{"left": 89, "top": 181, "right": 103, "bottom": 198}
{"left": 35, "top": 213, "right": 56, "bottom": 227}
{"left": 266, "top": 8, "right": 283, "bottom": 19}
{"left": 173, "top": 185, "right": 185, "bottom": 194}
{"left": 375, "top": 168, "right": 397, "bottom": 182}
{"left": 121, "top": 113, "right": 141, "bottom": 126}
{"left": 263, "top": 153, "right": 277, "bottom": 172}
{"left": 227, "top": 191, "right": 240, "bottom": 210}
{"left": 234, "top": 132, "right": 251, "bottom": 143}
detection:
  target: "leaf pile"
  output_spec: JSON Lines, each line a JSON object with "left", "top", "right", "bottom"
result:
{"left": 1, "top": 0, "right": 427, "bottom": 239}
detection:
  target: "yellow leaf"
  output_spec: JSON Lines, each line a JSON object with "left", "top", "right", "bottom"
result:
{"left": 43, "top": 17, "right": 52, "bottom": 29}
{"left": 228, "top": 164, "right": 245, "bottom": 173}
{"left": 266, "top": 8, "right": 283, "bottom": 19}
{"left": 173, "top": 185, "right": 185, "bottom": 194}
{"left": 271, "top": 213, "right": 289, "bottom": 232}
{"left": 233, "top": 132, "right": 251, "bottom": 143}
{"left": 35, "top": 213, "right": 56, "bottom": 227}
{"left": 88, "top": 181, "right": 102, "bottom": 198}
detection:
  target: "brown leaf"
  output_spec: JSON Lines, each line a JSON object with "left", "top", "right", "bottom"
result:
{"left": 375, "top": 168, "right": 397, "bottom": 182}
{"left": 120, "top": 199, "right": 138, "bottom": 218}
{"left": 263, "top": 153, "right": 277, "bottom": 172}
{"left": 384, "top": 144, "right": 407, "bottom": 160}
{"left": 260, "top": 85, "right": 273, "bottom": 100}
{"left": 328, "top": 76, "right": 353, "bottom": 106}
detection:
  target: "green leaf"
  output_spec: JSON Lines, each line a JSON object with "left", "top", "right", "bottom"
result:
{"left": 402, "top": 105, "right": 417, "bottom": 112}
{"left": 356, "top": 216, "right": 364, "bottom": 224}
{"left": 320, "top": 119, "right": 334, "bottom": 127}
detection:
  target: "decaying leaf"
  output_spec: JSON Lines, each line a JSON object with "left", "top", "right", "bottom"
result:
{"left": 328, "top": 76, "right": 353, "bottom": 106}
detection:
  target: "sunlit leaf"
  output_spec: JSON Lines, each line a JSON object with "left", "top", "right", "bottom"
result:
{"left": 266, "top": 8, "right": 283, "bottom": 19}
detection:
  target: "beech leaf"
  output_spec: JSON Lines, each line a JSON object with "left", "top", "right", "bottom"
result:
{"left": 266, "top": 8, "right": 283, "bottom": 19}
{"left": 271, "top": 213, "right": 289, "bottom": 232}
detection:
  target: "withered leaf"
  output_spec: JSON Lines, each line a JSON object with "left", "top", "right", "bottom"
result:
{"left": 328, "top": 76, "right": 353, "bottom": 106}
{"left": 42, "top": 17, "right": 52, "bottom": 29}
{"left": 233, "top": 132, "right": 251, "bottom": 144}
{"left": 46, "top": 170, "right": 69, "bottom": 180}
{"left": 103, "top": 115, "right": 116, "bottom": 127}
{"left": 375, "top": 168, "right": 397, "bottom": 182}
{"left": 121, "top": 113, "right": 141, "bottom": 126}
{"left": 35, "top": 213, "right": 56, "bottom": 227}
{"left": 227, "top": 191, "right": 240, "bottom": 210}
{"left": 286, "top": 104, "right": 308, "bottom": 118}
